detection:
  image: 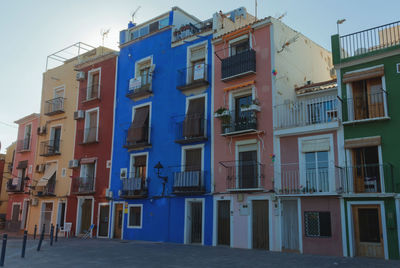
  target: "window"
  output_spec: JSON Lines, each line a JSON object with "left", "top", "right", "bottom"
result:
{"left": 230, "top": 38, "right": 249, "bottom": 56}
{"left": 130, "top": 155, "right": 147, "bottom": 179}
{"left": 139, "top": 26, "right": 149, "bottom": 37}
{"left": 305, "top": 151, "right": 329, "bottom": 192}
{"left": 183, "top": 97, "right": 205, "bottom": 139}
{"left": 135, "top": 59, "right": 153, "bottom": 90}
{"left": 306, "top": 99, "right": 337, "bottom": 124}
{"left": 357, "top": 208, "right": 380, "bottom": 242}
{"left": 50, "top": 126, "right": 61, "bottom": 153}
{"left": 87, "top": 71, "right": 100, "bottom": 100}
{"left": 351, "top": 77, "right": 385, "bottom": 120}
{"left": 184, "top": 148, "right": 202, "bottom": 172}
{"left": 234, "top": 94, "right": 256, "bottom": 131}
{"left": 23, "top": 124, "right": 32, "bottom": 150}
{"left": 130, "top": 17, "right": 169, "bottom": 41}
{"left": 304, "top": 211, "right": 332, "bottom": 237}
{"left": 238, "top": 149, "right": 258, "bottom": 189}
{"left": 80, "top": 163, "right": 95, "bottom": 182}
{"left": 128, "top": 205, "right": 142, "bottom": 228}
{"left": 397, "top": 63, "right": 400, "bottom": 73}
{"left": 159, "top": 17, "right": 169, "bottom": 29}
{"left": 126, "top": 105, "right": 150, "bottom": 146}
{"left": 189, "top": 46, "right": 206, "bottom": 83}
{"left": 84, "top": 109, "right": 98, "bottom": 143}
{"left": 149, "top": 21, "right": 159, "bottom": 33}
{"left": 352, "top": 146, "right": 381, "bottom": 193}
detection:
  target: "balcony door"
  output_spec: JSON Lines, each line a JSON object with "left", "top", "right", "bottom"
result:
{"left": 189, "top": 45, "right": 206, "bottom": 83}
{"left": 184, "top": 97, "right": 205, "bottom": 139}
{"left": 40, "top": 202, "right": 53, "bottom": 234}
{"left": 53, "top": 87, "right": 64, "bottom": 112}
{"left": 230, "top": 38, "right": 249, "bottom": 56}
{"left": 238, "top": 144, "right": 258, "bottom": 189}
{"left": 352, "top": 77, "right": 384, "bottom": 120}
{"left": 234, "top": 95, "right": 254, "bottom": 132}
{"left": 129, "top": 154, "right": 147, "bottom": 190}
{"left": 84, "top": 109, "right": 98, "bottom": 143}
{"left": 78, "top": 198, "right": 93, "bottom": 235}
{"left": 23, "top": 124, "right": 31, "bottom": 150}
{"left": 50, "top": 126, "right": 61, "bottom": 153}
{"left": 80, "top": 163, "right": 95, "bottom": 192}
{"left": 352, "top": 146, "right": 381, "bottom": 193}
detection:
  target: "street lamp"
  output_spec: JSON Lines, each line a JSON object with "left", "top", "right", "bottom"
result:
{"left": 154, "top": 161, "right": 168, "bottom": 196}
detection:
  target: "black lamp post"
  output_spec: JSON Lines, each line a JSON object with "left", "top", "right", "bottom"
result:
{"left": 154, "top": 161, "right": 168, "bottom": 196}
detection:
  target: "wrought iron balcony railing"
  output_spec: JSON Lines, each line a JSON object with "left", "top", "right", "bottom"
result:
{"left": 175, "top": 116, "right": 207, "bottom": 144}
{"left": 120, "top": 176, "right": 148, "bottom": 198}
{"left": 72, "top": 176, "right": 95, "bottom": 194}
{"left": 39, "top": 140, "right": 61, "bottom": 156}
{"left": 219, "top": 110, "right": 257, "bottom": 135}
{"left": 44, "top": 97, "right": 65, "bottom": 116}
{"left": 176, "top": 64, "right": 209, "bottom": 91}
{"left": 220, "top": 161, "right": 265, "bottom": 191}
{"left": 77, "top": 127, "right": 99, "bottom": 144}
{"left": 6, "top": 178, "right": 24, "bottom": 192}
{"left": 172, "top": 170, "right": 205, "bottom": 195}
{"left": 34, "top": 182, "right": 56, "bottom": 196}
{"left": 123, "top": 126, "right": 151, "bottom": 149}
{"left": 126, "top": 79, "right": 152, "bottom": 100}
{"left": 221, "top": 49, "right": 256, "bottom": 80}
{"left": 343, "top": 90, "right": 387, "bottom": 122}
{"left": 172, "top": 19, "right": 213, "bottom": 42}
{"left": 16, "top": 137, "right": 31, "bottom": 152}
{"left": 80, "top": 84, "right": 100, "bottom": 102}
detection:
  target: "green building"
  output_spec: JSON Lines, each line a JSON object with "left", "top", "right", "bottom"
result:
{"left": 332, "top": 21, "right": 400, "bottom": 259}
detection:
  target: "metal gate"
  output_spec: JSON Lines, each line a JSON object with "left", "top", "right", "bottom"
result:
{"left": 98, "top": 205, "right": 110, "bottom": 237}
{"left": 252, "top": 200, "right": 269, "bottom": 250}
{"left": 190, "top": 202, "right": 202, "bottom": 244}
{"left": 217, "top": 200, "right": 230, "bottom": 246}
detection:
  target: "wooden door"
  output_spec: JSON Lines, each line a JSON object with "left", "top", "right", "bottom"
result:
{"left": 252, "top": 200, "right": 269, "bottom": 250}
{"left": 352, "top": 148, "right": 366, "bottom": 193}
{"left": 352, "top": 205, "right": 384, "bottom": 258}
{"left": 189, "top": 202, "right": 202, "bottom": 244}
{"left": 281, "top": 200, "right": 299, "bottom": 252}
{"left": 239, "top": 150, "right": 257, "bottom": 189}
{"left": 98, "top": 205, "right": 110, "bottom": 237}
{"left": 367, "top": 78, "right": 384, "bottom": 118}
{"left": 217, "top": 200, "right": 230, "bottom": 246}
{"left": 11, "top": 204, "right": 20, "bottom": 222}
{"left": 80, "top": 199, "right": 92, "bottom": 234}
{"left": 41, "top": 202, "right": 53, "bottom": 234}
{"left": 114, "top": 204, "right": 123, "bottom": 239}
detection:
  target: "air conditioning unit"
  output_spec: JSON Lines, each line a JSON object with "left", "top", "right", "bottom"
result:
{"left": 329, "top": 68, "right": 337, "bottom": 79}
{"left": 105, "top": 188, "right": 113, "bottom": 199}
{"left": 37, "top": 126, "right": 46, "bottom": 135}
{"left": 35, "top": 164, "right": 45, "bottom": 173}
{"left": 76, "top": 71, "right": 85, "bottom": 81}
{"left": 74, "top": 110, "right": 85, "bottom": 120}
{"left": 68, "top": 159, "right": 79, "bottom": 169}
{"left": 31, "top": 198, "right": 39, "bottom": 206}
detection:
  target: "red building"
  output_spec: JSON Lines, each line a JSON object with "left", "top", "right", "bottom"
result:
{"left": 66, "top": 50, "right": 117, "bottom": 237}
{"left": 7, "top": 113, "right": 40, "bottom": 231}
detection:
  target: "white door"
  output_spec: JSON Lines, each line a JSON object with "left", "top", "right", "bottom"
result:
{"left": 281, "top": 200, "right": 299, "bottom": 252}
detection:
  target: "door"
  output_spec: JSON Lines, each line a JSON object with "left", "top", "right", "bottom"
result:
{"left": 353, "top": 205, "right": 384, "bottom": 258}
{"left": 21, "top": 200, "right": 29, "bottom": 229}
{"left": 41, "top": 202, "right": 53, "bottom": 234}
{"left": 281, "top": 200, "right": 299, "bottom": 252}
{"left": 80, "top": 199, "right": 92, "bottom": 234}
{"left": 98, "top": 205, "right": 110, "bottom": 237}
{"left": 239, "top": 150, "right": 258, "bottom": 189}
{"left": 367, "top": 78, "right": 384, "bottom": 118}
{"left": 50, "top": 127, "right": 61, "bottom": 153}
{"left": 11, "top": 204, "right": 20, "bottom": 223}
{"left": 252, "top": 200, "right": 269, "bottom": 250}
{"left": 53, "top": 87, "right": 64, "bottom": 111}
{"left": 217, "top": 200, "right": 230, "bottom": 246}
{"left": 57, "top": 202, "right": 66, "bottom": 229}
{"left": 114, "top": 204, "right": 123, "bottom": 239}
{"left": 234, "top": 95, "right": 253, "bottom": 131}
{"left": 189, "top": 201, "right": 202, "bottom": 244}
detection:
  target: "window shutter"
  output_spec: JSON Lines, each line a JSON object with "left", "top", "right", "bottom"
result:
{"left": 190, "top": 46, "right": 205, "bottom": 62}
{"left": 127, "top": 106, "right": 150, "bottom": 143}
{"left": 302, "top": 138, "right": 330, "bottom": 153}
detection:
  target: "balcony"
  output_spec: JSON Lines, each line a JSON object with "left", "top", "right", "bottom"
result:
{"left": 172, "top": 170, "right": 205, "bottom": 195}
{"left": 220, "top": 161, "right": 265, "bottom": 192}
{"left": 44, "top": 97, "right": 65, "bottom": 116}
{"left": 172, "top": 19, "right": 213, "bottom": 42}
{"left": 332, "top": 21, "right": 400, "bottom": 63}
{"left": 175, "top": 116, "right": 207, "bottom": 144}
{"left": 34, "top": 182, "right": 56, "bottom": 197}
{"left": 123, "top": 126, "right": 151, "bottom": 150}
{"left": 219, "top": 110, "right": 257, "bottom": 136}
{"left": 80, "top": 84, "right": 100, "bottom": 102}
{"left": 6, "top": 178, "right": 24, "bottom": 192}
{"left": 16, "top": 137, "right": 31, "bottom": 152}
{"left": 120, "top": 177, "right": 148, "bottom": 198}
{"left": 276, "top": 163, "right": 343, "bottom": 195}
{"left": 221, "top": 49, "right": 256, "bottom": 81}
{"left": 72, "top": 176, "right": 95, "bottom": 194}
{"left": 77, "top": 127, "right": 99, "bottom": 144}
{"left": 339, "top": 163, "right": 397, "bottom": 194}
{"left": 343, "top": 90, "right": 388, "bottom": 123}
{"left": 39, "top": 140, "right": 61, "bottom": 156}
{"left": 274, "top": 96, "right": 339, "bottom": 130}
{"left": 176, "top": 64, "right": 209, "bottom": 91}
{"left": 126, "top": 80, "right": 152, "bottom": 100}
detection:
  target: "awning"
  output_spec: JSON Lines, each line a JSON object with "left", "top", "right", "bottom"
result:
{"left": 344, "top": 136, "right": 381, "bottom": 149}
{"left": 224, "top": 80, "right": 255, "bottom": 92}
{"left": 17, "top": 160, "right": 28, "bottom": 169}
{"left": 36, "top": 164, "right": 57, "bottom": 187}
{"left": 80, "top": 157, "right": 97, "bottom": 165}
{"left": 343, "top": 66, "right": 384, "bottom": 83}
{"left": 127, "top": 106, "right": 150, "bottom": 143}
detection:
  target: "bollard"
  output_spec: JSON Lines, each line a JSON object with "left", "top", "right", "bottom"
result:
{"left": 0, "top": 234, "right": 7, "bottom": 267}
{"left": 33, "top": 224, "right": 37, "bottom": 240}
{"left": 21, "top": 230, "right": 28, "bottom": 258}
{"left": 50, "top": 224, "right": 54, "bottom": 246}
{"left": 37, "top": 224, "right": 45, "bottom": 251}
{"left": 55, "top": 224, "right": 59, "bottom": 242}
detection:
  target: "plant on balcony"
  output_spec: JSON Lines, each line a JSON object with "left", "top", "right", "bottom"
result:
{"left": 240, "top": 99, "right": 261, "bottom": 112}
{"left": 214, "top": 107, "right": 229, "bottom": 118}
{"left": 215, "top": 107, "right": 231, "bottom": 133}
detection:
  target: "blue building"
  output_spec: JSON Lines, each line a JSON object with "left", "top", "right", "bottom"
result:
{"left": 109, "top": 7, "right": 214, "bottom": 245}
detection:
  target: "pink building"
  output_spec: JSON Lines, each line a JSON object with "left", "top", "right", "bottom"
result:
{"left": 274, "top": 80, "right": 343, "bottom": 256}
{"left": 6, "top": 113, "right": 40, "bottom": 231}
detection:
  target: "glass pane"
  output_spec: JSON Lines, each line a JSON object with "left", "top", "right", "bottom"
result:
{"left": 139, "top": 26, "right": 149, "bottom": 36}
{"left": 159, "top": 18, "right": 169, "bottom": 29}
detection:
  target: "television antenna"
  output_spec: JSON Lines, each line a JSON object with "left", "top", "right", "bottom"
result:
{"left": 101, "top": 29, "right": 110, "bottom": 47}
{"left": 131, "top": 6, "right": 141, "bottom": 23}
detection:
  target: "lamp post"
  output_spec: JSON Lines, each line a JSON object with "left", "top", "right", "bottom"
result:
{"left": 154, "top": 161, "right": 168, "bottom": 196}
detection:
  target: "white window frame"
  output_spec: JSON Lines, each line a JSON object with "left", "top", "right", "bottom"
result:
{"left": 86, "top": 67, "right": 101, "bottom": 100}
{"left": 131, "top": 102, "right": 152, "bottom": 145}
{"left": 185, "top": 94, "right": 208, "bottom": 138}
{"left": 53, "top": 85, "right": 65, "bottom": 98}
{"left": 56, "top": 200, "right": 67, "bottom": 230}
{"left": 129, "top": 152, "right": 149, "bottom": 179}
{"left": 127, "top": 204, "right": 143, "bottom": 229}
{"left": 229, "top": 86, "right": 256, "bottom": 112}
{"left": 298, "top": 134, "right": 335, "bottom": 193}
{"left": 79, "top": 161, "right": 97, "bottom": 189}
{"left": 184, "top": 198, "right": 205, "bottom": 245}
{"left": 186, "top": 41, "right": 208, "bottom": 83}
{"left": 235, "top": 139, "right": 260, "bottom": 189}
{"left": 23, "top": 123, "right": 32, "bottom": 150}
{"left": 228, "top": 33, "right": 252, "bottom": 57}
{"left": 75, "top": 197, "right": 95, "bottom": 236}
{"left": 396, "top": 63, "right": 400, "bottom": 74}
{"left": 134, "top": 56, "right": 154, "bottom": 87}
{"left": 84, "top": 107, "right": 99, "bottom": 142}
{"left": 181, "top": 144, "right": 204, "bottom": 172}
{"left": 49, "top": 124, "right": 62, "bottom": 152}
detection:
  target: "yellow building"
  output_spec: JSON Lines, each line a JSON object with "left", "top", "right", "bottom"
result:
{"left": 26, "top": 44, "right": 113, "bottom": 234}
{"left": 0, "top": 143, "right": 16, "bottom": 221}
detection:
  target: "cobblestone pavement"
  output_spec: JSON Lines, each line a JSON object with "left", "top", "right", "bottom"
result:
{"left": 2, "top": 238, "right": 400, "bottom": 267}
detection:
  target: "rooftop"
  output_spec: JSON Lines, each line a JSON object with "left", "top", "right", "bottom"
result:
{"left": 295, "top": 79, "right": 337, "bottom": 95}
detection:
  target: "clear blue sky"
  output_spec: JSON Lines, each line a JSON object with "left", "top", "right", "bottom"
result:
{"left": 1, "top": 0, "right": 399, "bottom": 153}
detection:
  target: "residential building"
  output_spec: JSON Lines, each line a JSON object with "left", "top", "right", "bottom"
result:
{"left": 0, "top": 153, "right": 6, "bottom": 228}
{"left": 212, "top": 13, "right": 333, "bottom": 251}
{"left": 66, "top": 49, "right": 118, "bottom": 238}
{"left": 6, "top": 113, "right": 39, "bottom": 232}
{"left": 1, "top": 143, "right": 16, "bottom": 226}
{"left": 331, "top": 20, "right": 400, "bottom": 259}
{"left": 109, "top": 7, "right": 214, "bottom": 244}
{"left": 27, "top": 44, "right": 111, "bottom": 235}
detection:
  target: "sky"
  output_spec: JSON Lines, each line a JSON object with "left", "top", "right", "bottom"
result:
{"left": 1, "top": 0, "right": 399, "bottom": 153}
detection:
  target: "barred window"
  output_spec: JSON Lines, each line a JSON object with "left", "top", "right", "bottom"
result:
{"left": 128, "top": 205, "right": 142, "bottom": 228}
{"left": 304, "top": 211, "right": 331, "bottom": 237}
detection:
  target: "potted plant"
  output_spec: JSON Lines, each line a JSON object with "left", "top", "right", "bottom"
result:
{"left": 241, "top": 99, "right": 261, "bottom": 112}
{"left": 214, "top": 107, "right": 229, "bottom": 118}
{"left": 214, "top": 107, "right": 231, "bottom": 133}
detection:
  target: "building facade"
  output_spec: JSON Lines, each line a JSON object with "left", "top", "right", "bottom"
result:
{"left": 1, "top": 143, "right": 16, "bottom": 225}
{"left": 6, "top": 113, "right": 39, "bottom": 232}
{"left": 332, "top": 20, "right": 400, "bottom": 259}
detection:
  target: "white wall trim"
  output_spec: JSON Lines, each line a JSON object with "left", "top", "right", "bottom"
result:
{"left": 126, "top": 204, "right": 143, "bottom": 229}
{"left": 96, "top": 202, "right": 111, "bottom": 238}
{"left": 184, "top": 198, "right": 205, "bottom": 245}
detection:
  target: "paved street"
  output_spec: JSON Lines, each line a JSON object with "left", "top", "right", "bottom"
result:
{"left": 1, "top": 238, "right": 399, "bottom": 268}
